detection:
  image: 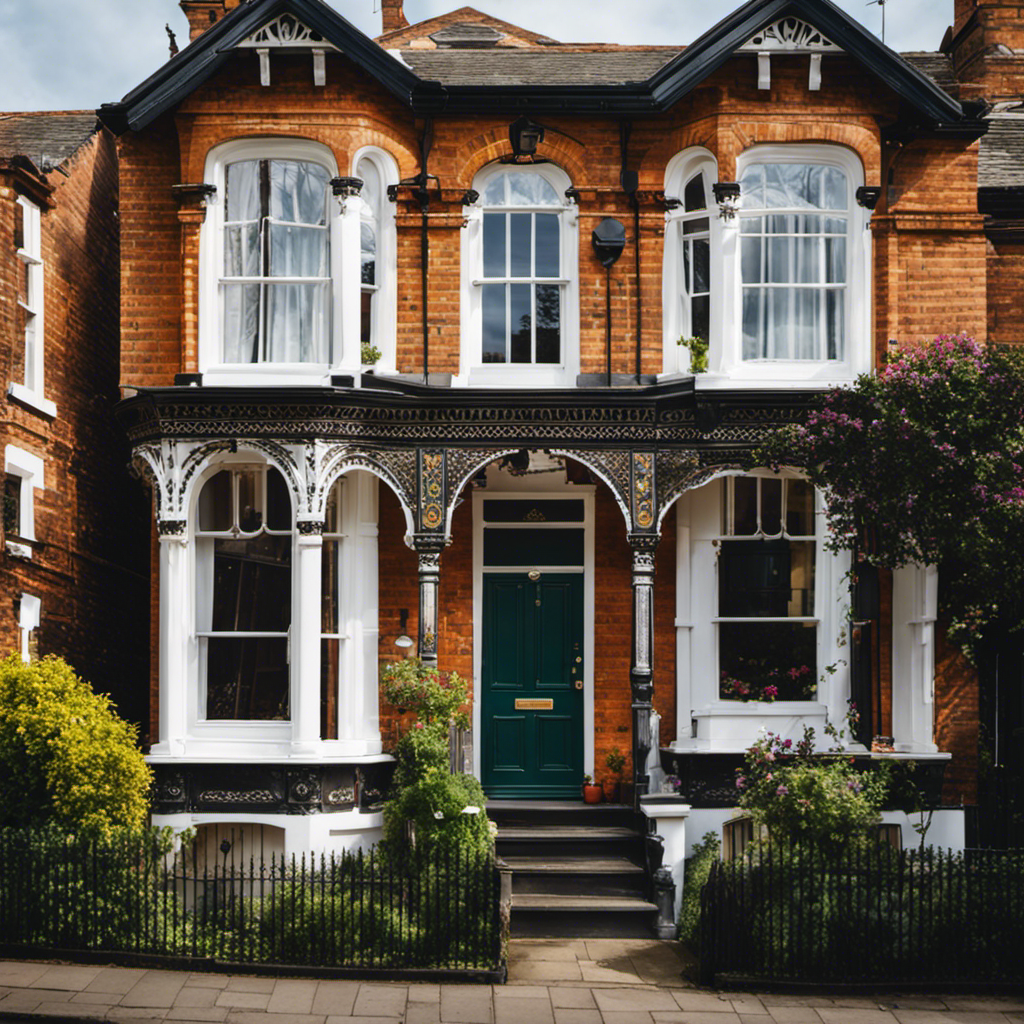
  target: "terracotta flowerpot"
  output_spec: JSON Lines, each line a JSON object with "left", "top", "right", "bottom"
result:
{"left": 582, "top": 784, "right": 603, "bottom": 804}
{"left": 602, "top": 778, "right": 619, "bottom": 802}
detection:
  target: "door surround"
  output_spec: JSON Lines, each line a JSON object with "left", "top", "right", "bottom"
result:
{"left": 472, "top": 479, "right": 596, "bottom": 785}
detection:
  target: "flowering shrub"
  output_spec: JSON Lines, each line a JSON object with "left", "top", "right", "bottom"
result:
{"left": 758, "top": 335, "right": 1024, "bottom": 654}
{"left": 380, "top": 658, "right": 469, "bottom": 728}
{"left": 736, "top": 728, "right": 887, "bottom": 852}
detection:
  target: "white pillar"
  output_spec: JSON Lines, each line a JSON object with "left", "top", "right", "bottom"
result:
{"left": 155, "top": 523, "right": 189, "bottom": 756}
{"left": 674, "top": 496, "right": 693, "bottom": 748}
{"left": 341, "top": 471, "right": 380, "bottom": 751}
{"left": 338, "top": 190, "right": 363, "bottom": 371}
{"left": 892, "top": 563, "right": 938, "bottom": 753}
{"left": 292, "top": 526, "right": 323, "bottom": 755}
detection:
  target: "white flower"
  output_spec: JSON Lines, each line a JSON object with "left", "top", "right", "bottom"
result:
{"left": 488, "top": 820, "right": 499, "bottom": 838}
{"left": 461, "top": 805, "right": 481, "bottom": 815}
{"left": 433, "top": 810, "right": 444, "bottom": 820}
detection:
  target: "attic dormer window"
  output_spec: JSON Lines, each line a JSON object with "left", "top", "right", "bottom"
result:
{"left": 428, "top": 23, "right": 503, "bottom": 47}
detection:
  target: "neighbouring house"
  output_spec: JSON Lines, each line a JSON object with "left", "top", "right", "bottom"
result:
{"left": 87, "top": 0, "right": 1024, "bottom": 926}
{"left": 0, "top": 112, "right": 149, "bottom": 726}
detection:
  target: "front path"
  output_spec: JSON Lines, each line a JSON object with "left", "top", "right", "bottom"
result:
{"left": 2, "top": 942, "right": 1024, "bottom": 1024}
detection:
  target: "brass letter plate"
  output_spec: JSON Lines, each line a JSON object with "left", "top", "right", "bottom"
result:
{"left": 515, "top": 698, "right": 554, "bottom": 710}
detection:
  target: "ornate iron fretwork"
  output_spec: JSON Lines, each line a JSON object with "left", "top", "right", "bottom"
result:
{"left": 631, "top": 452, "right": 656, "bottom": 531}
{"left": 418, "top": 449, "right": 445, "bottom": 532}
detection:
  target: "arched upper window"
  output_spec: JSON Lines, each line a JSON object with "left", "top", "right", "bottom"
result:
{"left": 353, "top": 148, "right": 398, "bottom": 369}
{"left": 462, "top": 164, "right": 578, "bottom": 386}
{"left": 663, "top": 149, "right": 719, "bottom": 375}
{"left": 663, "top": 144, "right": 869, "bottom": 385}
{"left": 201, "top": 139, "right": 341, "bottom": 380}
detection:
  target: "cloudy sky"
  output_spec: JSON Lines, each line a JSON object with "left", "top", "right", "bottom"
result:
{"left": 1, "top": 0, "right": 955, "bottom": 112}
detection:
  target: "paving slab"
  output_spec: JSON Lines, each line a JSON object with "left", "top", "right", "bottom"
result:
{"left": 185, "top": 976, "right": 231, "bottom": 990}
{"left": 595, "top": 989, "right": 689, "bottom": 1013}
{"left": 325, "top": 1017, "right": 402, "bottom": 1024}
{"left": 224, "top": 1012, "right": 325, "bottom": 1024}
{"left": 495, "top": 994, "right": 554, "bottom": 1024}
{"left": 86, "top": 967, "right": 151, "bottom": 995}
{"left": 729, "top": 1000, "right": 769, "bottom": 1015}
{"left": 406, "top": 1001, "right": 442, "bottom": 1024}
{"left": 496, "top": 985, "right": 550, "bottom": 999}
{"left": 817, "top": 1011, "right": 898, "bottom": 1024}
{"left": 166, "top": 1008, "right": 230, "bottom": 1022}
{"left": 553, "top": 1010, "right": 603, "bottom": 1024}
{"left": 550, "top": 989, "right": 597, "bottom": 1009}
{"left": 946, "top": 1002, "right": 1024, "bottom": 1013}
{"left": 352, "top": 982, "right": 408, "bottom": 1019}
{"left": 512, "top": 941, "right": 590, "bottom": 962}
{"left": 0, "top": 962, "right": 51, "bottom": 987}
{"left": 266, "top": 979, "right": 319, "bottom": 1015}
{"left": 579, "top": 960, "right": 645, "bottom": 985}
{"left": 108, "top": 1008, "right": 173, "bottom": 1020}
{"left": 215, "top": 991, "right": 272, "bottom": 1010}
{"left": 768, "top": 1006, "right": 825, "bottom": 1023}
{"left": 72, "top": 989, "right": 129, "bottom": 1005}
{"left": 310, "top": 980, "right": 360, "bottom": 1017}
{"left": 122, "top": 971, "right": 191, "bottom": 1008}
{"left": 509, "top": 961, "right": 584, "bottom": 983}
{"left": 408, "top": 983, "right": 441, "bottom": 1003}
{"left": 600, "top": 1011, "right": 655, "bottom": 1024}
{"left": 672, "top": 994, "right": 734, "bottom": 1012}
{"left": 33, "top": 1002, "right": 112, "bottom": 1018}
{"left": 440, "top": 983, "right": 494, "bottom": 1023}
{"left": 654, "top": 1012, "right": 743, "bottom": 1024}
{"left": 225, "top": 978, "right": 277, "bottom": 994}
{"left": 0, "top": 987, "right": 73, "bottom": 1009}
{"left": 30, "top": 964, "right": 104, "bottom": 990}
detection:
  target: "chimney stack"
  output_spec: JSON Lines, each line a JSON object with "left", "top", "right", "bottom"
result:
{"left": 381, "top": 0, "right": 409, "bottom": 34}
{"left": 953, "top": 0, "right": 978, "bottom": 37}
{"left": 179, "top": 0, "right": 227, "bottom": 43}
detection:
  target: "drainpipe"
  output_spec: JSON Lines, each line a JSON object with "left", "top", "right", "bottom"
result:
{"left": 620, "top": 122, "right": 642, "bottom": 384}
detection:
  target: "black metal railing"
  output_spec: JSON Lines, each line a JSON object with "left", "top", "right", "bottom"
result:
{"left": 0, "top": 827, "right": 503, "bottom": 973}
{"left": 700, "top": 841, "right": 1024, "bottom": 986}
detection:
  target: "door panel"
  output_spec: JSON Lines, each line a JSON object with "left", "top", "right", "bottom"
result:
{"left": 481, "top": 572, "right": 583, "bottom": 798}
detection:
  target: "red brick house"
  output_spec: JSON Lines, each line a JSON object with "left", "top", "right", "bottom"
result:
{"left": 0, "top": 113, "right": 149, "bottom": 724}
{"left": 80, "top": 0, "right": 1024, "bottom": 925}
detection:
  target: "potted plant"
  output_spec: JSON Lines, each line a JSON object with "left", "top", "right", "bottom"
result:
{"left": 582, "top": 773, "right": 603, "bottom": 804}
{"left": 603, "top": 747, "right": 626, "bottom": 802}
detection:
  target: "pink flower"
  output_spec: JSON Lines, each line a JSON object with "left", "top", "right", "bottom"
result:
{"left": 776, "top": 784, "right": 789, "bottom": 796}
{"left": 764, "top": 685, "right": 779, "bottom": 699}
{"left": 414, "top": 722, "right": 424, "bottom": 730}
{"left": 735, "top": 776, "right": 746, "bottom": 790}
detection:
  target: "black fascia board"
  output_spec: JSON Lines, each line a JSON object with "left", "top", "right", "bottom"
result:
{"left": 646, "top": 0, "right": 963, "bottom": 125}
{"left": 425, "top": 83, "right": 661, "bottom": 117}
{"left": 979, "top": 186, "right": 1024, "bottom": 218}
{"left": 97, "top": 0, "right": 438, "bottom": 134}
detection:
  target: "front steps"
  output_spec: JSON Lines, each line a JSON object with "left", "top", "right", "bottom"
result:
{"left": 489, "top": 800, "right": 659, "bottom": 938}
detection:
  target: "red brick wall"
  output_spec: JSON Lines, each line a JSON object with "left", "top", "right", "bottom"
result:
{"left": 987, "top": 239, "right": 1024, "bottom": 345}
{"left": 1, "top": 128, "right": 150, "bottom": 726}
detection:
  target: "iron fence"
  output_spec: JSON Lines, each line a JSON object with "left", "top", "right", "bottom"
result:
{"left": 0, "top": 826, "right": 502, "bottom": 974}
{"left": 700, "top": 841, "right": 1024, "bottom": 986}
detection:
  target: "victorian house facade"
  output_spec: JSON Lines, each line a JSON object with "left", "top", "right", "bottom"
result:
{"left": 95, "top": 0, "right": 1022, "bottom": 865}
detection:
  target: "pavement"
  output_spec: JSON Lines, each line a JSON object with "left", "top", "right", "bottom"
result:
{"left": 1, "top": 941, "right": 1024, "bottom": 1024}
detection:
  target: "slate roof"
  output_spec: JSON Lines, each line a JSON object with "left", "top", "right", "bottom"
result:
{"left": 901, "top": 53, "right": 958, "bottom": 96}
{"left": 400, "top": 48, "right": 681, "bottom": 87}
{"left": 979, "top": 113, "right": 1024, "bottom": 188}
{"left": 0, "top": 112, "right": 98, "bottom": 171}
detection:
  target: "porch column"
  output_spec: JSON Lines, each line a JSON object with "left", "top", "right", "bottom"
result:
{"left": 413, "top": 538, "right": 443, "bottom": 666}
{"left": 630, "top": 534, "right": 659, "bottom": 802}
{"left": 156, "top": 520, "right": 189, "bottom": 757}
{"left": 292, "top": 520, "right": 323, "bottom": 755}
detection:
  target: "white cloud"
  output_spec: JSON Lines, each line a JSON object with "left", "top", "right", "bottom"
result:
{"left": 0, "top": 0, "right": 954, "bottom": 112}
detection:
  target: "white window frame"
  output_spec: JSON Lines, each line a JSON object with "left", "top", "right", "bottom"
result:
{"left": 9, "top": 196, "right": 56, "bottom": 418}
{"left": 353, "top": 147, "right": 398, "bottom": 373}
{"left": 459, "top": 162, "right": 579, "bottom": 388}
{"left": 665, "top": 144, "right": 871, "bottom": 390}
{"left": 662, "top": 148, "right": 721, "bottom": 375}
{"left": 18, "top": 593, "right": 41, "bottom": 663}
{"left": 190, "top": 459, "right": 294, "bottom": 744}
{"left": 199, "top": 138, "right": 343, "bottom": 385}
{"left": 4, "top": 444, "right": 44, "bottom": 558}
{"left": 674, "top": 469, "right": 851, "bottom": 753}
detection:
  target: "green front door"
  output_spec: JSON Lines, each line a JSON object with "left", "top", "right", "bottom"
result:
{"left": 481, "top": 572, "right": 584, "bottom": 798}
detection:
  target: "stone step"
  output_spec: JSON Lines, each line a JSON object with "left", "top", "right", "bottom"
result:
{"left": 503, "top": 855, "right": 647, "bottom": 896}
{"left": 510, "top": 893, "right": 660, "bottom": 938}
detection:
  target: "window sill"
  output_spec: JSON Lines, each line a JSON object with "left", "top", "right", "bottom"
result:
{"left": 691, "top": 367, "right": 857, "bottom": 391}
{"left": 7, "top": 382, "right": 57, "bottom": 419}
{"left": 5, "top": 540, "right": 33, "bottom": 560}
{"left": 465, "top": 364, "right": 573, "bottom": 388}
{"left": 200, "top": 365, "right": 337, "bottom": 388}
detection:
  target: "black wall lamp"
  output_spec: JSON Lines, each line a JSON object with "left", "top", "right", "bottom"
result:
{"left": 592, "top": 217, "right": 626, "bottom": 268}
{"left": 509, "top": 116, "right": 545, "bottom": 157}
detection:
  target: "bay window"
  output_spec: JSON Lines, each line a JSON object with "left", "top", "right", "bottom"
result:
{"left": 195, "top": 464, "right": 293, "bottom": 721}
{"left": 717, "top": 474, "right": 818, "bottom": 702}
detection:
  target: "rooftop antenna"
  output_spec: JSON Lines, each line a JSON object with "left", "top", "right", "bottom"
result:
{"left": 867, "top": 0, "right": 888, "bottom": 44}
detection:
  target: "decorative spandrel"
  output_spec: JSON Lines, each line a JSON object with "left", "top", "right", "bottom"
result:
{"left": 631, "top": 452, "right": 656, "bottom": 533}
{"left": 418, "top": 450, "right": 446, "bottom": 534}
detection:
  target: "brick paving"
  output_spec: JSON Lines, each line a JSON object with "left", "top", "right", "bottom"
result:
{"left": 1, "top": 943, "right": 1023, "bottom": 1024}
